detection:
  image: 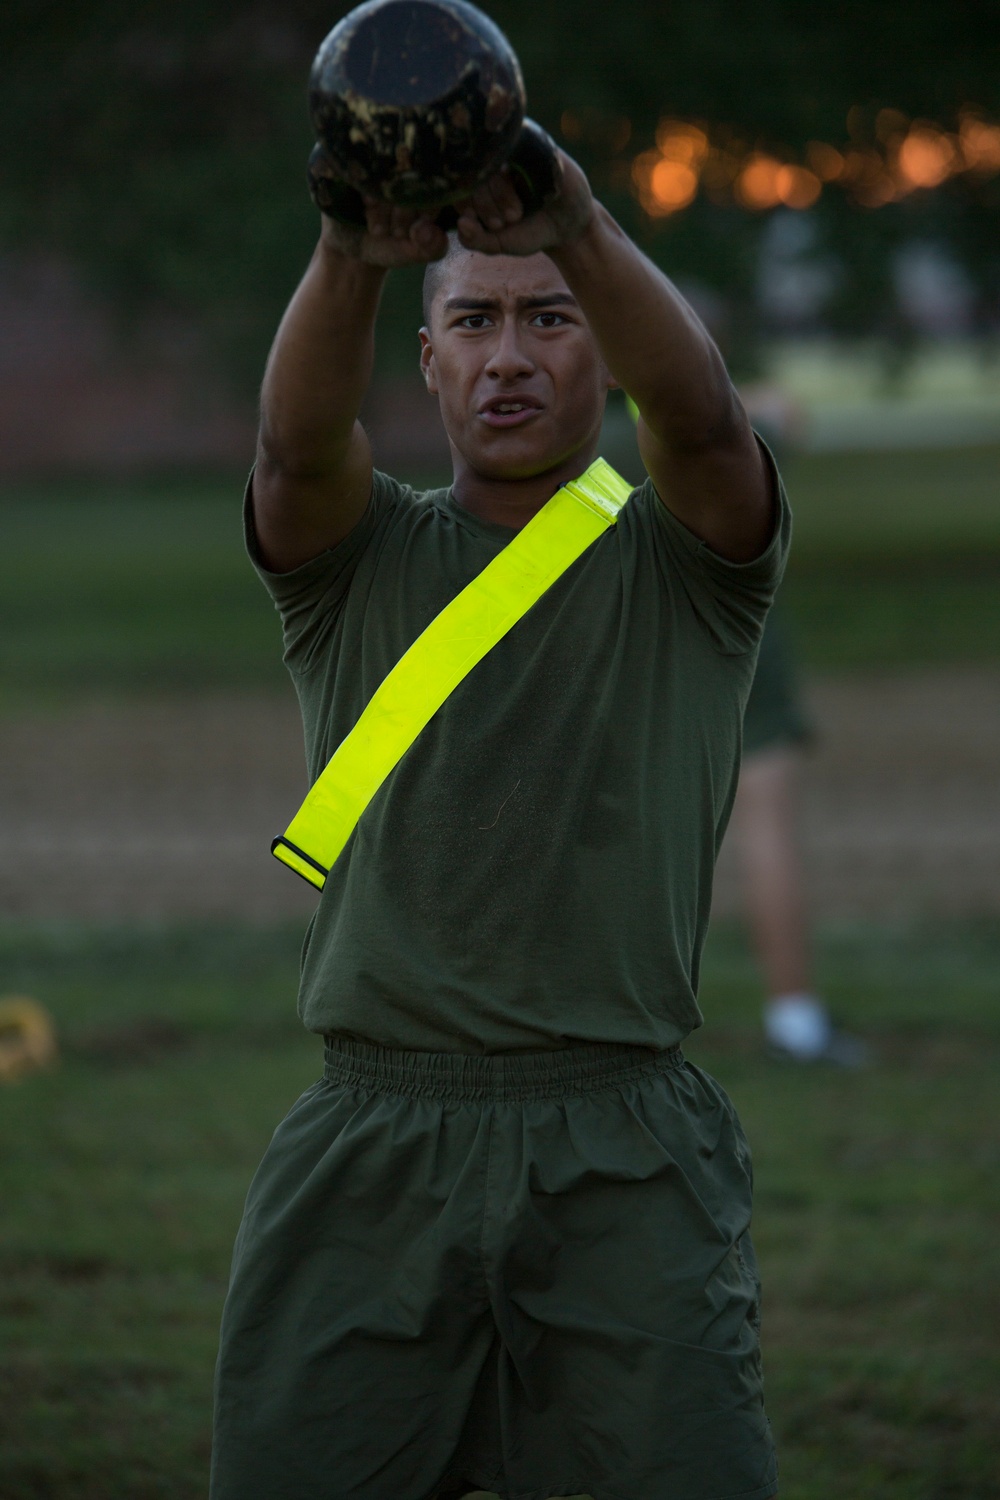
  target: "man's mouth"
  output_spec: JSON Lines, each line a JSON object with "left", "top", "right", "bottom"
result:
{"left": 479, "top": 397, "right": 543, "bottom": 427}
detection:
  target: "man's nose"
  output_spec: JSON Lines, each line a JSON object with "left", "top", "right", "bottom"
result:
{"left": 485, "top": 319, "right": 534, "bottom": 380}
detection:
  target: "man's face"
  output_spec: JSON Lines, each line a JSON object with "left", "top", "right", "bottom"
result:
{"left": 420, "top": 251, "right": 614, "bottom": 480}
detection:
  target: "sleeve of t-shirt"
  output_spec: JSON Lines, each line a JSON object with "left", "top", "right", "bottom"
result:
{"left": 243, "top": 468, "right": 410, "bottom": 672}
{"left": 639, "top": 434, "right": 793, "bottom": 655}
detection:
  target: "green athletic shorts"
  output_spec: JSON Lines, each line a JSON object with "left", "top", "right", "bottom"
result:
{"left": 211, "top": 1038, "right": 777, "bottom": 1500}
{"left": 743, "top": 609, "right": 812, "bottom": 758}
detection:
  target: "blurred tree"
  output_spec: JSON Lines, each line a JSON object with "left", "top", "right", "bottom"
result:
{"left": 3, "top": 0, "right": 998, "bottom": 383}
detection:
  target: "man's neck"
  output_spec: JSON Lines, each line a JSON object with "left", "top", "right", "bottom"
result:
{"left": 450, "top": 442, "right": 601, "bottom": 531}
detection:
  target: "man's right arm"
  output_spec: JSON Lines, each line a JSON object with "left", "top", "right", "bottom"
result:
{"left": 253, "top": 212, "right": 448, "bottom": 574}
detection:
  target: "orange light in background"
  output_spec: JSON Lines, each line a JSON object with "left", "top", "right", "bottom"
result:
{"left": 734, "top": 157, "right": 821, "bottom": 211}
{"left": 630, "top": 150, "right": 669, "bottom": 216}
{"left": 776, "top": 164, "right": 822, "bottom": 209}
{"left": 806, "top": 141, "right": 845, "bottom": 181}
{"left": 959, "top": 115, "right": 1000, "bottom": 172}
{"left": 650, "top": 158, "right": 699, "bottom": 210}
{"left": 701, "top": 146, "right": 744, "bottom": 203}
{"left": 853, "top": 175, "right": 899, "bottom": 208}
{"left": 897, "top": 125, "right": 957, "bottom": 188}
{"left": 841, "top": 148, "right": 899, "bottom": 205}
{"left": 631, "top": 121, "right": 709, "bottom": 215}
{"left": 632, "top": 150, "right": 698, "bottom": 215}
{"left": 655, "top": 120, "right": 710, "bottom": 165}
{"left": 735, "top": 154, "right": 785, "bottom": 209}
{"left": 629, "top": 104, "right": 1000, "bottom": 220}
{"left": 631, "top": 150, "right": 658, "bottom": 184}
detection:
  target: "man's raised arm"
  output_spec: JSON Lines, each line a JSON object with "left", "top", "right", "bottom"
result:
{"left": 454, "top": 158, "right": 774, "bottom": 564}
{"left": 253, "top": 212, "right": 448, "bottom": 574}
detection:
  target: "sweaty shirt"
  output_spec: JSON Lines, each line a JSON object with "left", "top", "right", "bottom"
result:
{"left": 247, "top": 454, "right": 791, "bottom": 1053}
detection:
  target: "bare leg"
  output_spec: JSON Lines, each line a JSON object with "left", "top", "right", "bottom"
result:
{"left": 732, "top": 744, "right": 867, "bottom": 1064}
{"left": 731, "top": 745, "right": 811, "bottom": 998}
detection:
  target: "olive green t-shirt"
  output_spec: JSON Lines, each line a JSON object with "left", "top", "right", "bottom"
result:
{"left": 248, "top": 457, "right": 791, "bottom": 1053}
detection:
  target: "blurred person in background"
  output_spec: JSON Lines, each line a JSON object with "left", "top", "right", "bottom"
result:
{"left": 735, "top": 384, "right": 867, "bottom": 1066}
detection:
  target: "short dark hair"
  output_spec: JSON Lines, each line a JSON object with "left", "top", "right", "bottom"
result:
{"left": 421, "top": 232, "right": 466, "bottom": 326}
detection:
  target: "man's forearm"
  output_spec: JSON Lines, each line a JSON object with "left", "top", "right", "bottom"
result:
{"left": 251, "top": 199, "right": 447, "bottom": 571}
{"left": 545, "top": 195, "right": 770, "bottom": 559}
{"left": 547, "top": 205, "right": 738, "bottom": 451}
{"left": 258, "top": 237, "right": 387, "bottom": 480}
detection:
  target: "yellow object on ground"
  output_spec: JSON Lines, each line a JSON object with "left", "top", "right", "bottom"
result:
{"left": 272, "top": 457, "right": 633, "bottom": 890}
{"left": 0, "top": 996, "right": 58, "bottom": 1082}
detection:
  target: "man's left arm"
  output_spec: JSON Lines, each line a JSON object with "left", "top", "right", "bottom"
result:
{"left": 456, "top": 155, "right": 773, "bottom": 564}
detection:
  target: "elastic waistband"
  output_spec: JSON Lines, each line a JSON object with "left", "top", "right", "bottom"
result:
{"left": 323, "top": 1035, "right": 685, "bottom": 1104}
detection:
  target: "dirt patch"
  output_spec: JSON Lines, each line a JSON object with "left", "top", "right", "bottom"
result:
{"left": 70, "top": 1018, "right": 194, "bottom": 1066}
{"left": 0, "top": 692, "right": 316, "bottom": 923}
{"left": 1, "top": 671, "right": 998, "bottom": 921}
{"left": 716, "top": 667, "right": 1000, "bottom": 919}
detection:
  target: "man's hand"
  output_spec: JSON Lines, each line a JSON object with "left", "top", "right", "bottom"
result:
{"left": 451, "top": 149, "right": 595, "bottom": 256}
{"left": 320, "top": 200, "right": 451, "bottom": 267}
{"left": 318, "top": 147, "right": 593, "bottom": 265}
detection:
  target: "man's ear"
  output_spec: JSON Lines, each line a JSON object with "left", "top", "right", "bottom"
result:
{"left": 419, "top": 328, "right": 438, "bottom": 394}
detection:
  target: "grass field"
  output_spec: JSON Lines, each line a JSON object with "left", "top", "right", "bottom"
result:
{"left": 1, "top": 445, "right": 998, "bottom": 710}
{"left": 2, "top": 919, "right": 999, "bottom": 1500}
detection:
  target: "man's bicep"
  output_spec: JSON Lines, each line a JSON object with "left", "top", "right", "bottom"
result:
{"left": 637, "top": 413, "right": 774, "bottom": 564}
{"left": 251, "top": 420, "right": 374, "bottom": 574}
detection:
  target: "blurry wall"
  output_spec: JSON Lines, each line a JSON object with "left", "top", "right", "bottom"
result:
{"left": 0, "top": 253, "right": 461, "bottom": 476}
{"left": 0, "top": 256, "right": 256, "bottom": 474}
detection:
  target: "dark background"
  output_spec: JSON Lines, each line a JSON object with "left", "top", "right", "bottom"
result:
{"left": 4, "top": 0, "right": 999, "bottom": 391}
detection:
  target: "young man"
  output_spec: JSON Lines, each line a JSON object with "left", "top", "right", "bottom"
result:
{"left": 211, "top": 144, "right": 789, "bottom": 1500}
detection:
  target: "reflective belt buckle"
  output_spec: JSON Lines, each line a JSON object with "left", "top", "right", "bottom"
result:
{"left": 271, "top": 835, "right": 329, "bottom": 891}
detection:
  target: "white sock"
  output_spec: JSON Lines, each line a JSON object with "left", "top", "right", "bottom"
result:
{"left": 764, "top": 993, "right": 832, "bottom": 1058}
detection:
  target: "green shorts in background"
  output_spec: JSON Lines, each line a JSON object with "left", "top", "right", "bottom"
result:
{"left": 211, "top": 1039, "right": 777, "bottom": 1500}
{"left": 743, "top": 607, "right": 813, "bottom": 758}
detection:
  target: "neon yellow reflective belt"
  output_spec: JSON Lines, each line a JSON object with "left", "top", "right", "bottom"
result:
{"left": 271, "top": 457, "right": 633, "bottom": 890}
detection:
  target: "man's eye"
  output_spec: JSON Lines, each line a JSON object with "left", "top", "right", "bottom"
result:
{"left": 459, "top": 315, "right": 490, "bottom": 329}
{"left": 532, "top": 312, "right": 566, "bottom": 327}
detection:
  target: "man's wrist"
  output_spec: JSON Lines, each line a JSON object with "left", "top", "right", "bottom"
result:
{"left": 316, "top": 226, "right": 389, "bottom": 288}
{"left": 546, "top": 200, "right": 616, "bottom": 276}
